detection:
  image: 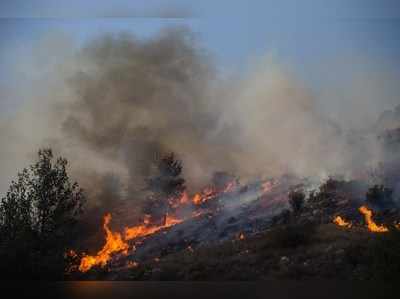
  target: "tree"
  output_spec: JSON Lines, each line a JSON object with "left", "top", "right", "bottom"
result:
{"left": 143, "top": 152, "right": 185, "bottom": 224}
{"left": 0, "top": 148, "right": 85, "bottom": 279}
{"left": 288, "top": 189, "right": 305, "bottom": 215}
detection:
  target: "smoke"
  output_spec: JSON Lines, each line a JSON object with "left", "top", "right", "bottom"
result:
{"left": 0, "top": 26, "right": 396, "bottom": 207}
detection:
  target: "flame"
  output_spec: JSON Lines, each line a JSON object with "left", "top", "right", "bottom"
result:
{"left": 78, "top": 213, "right": 183, "bottom": 272}
{"left": 239, "top": 232, "right": 245, "bottom": 240}
{"left": 124, "top": 214, "right": 182, "bottom": 240}
{"left": 333, "top": 216, "right": 352, "bottom": 228}
{"left": 143, "top": 214, "right": 151, "bottom": 225}
{"left": 190, "top": 181, "right": 238, "bottom": 206}
{"left": 126, "top": 261, "right": 139, "bottom": 268}
{"left": 164, "top": 214, "right": 182, "bottom": 226}
{"left": 79, "top": 214, "right": 129, "bottom": 272}
{"left": 358, "top": 206, "right": 388, "bottom": 233}
{"left": 66, "top": 249, "right": 78, "bottom": 258}
{"left": 192, "top": 193, "right": 202, "bottom": 205}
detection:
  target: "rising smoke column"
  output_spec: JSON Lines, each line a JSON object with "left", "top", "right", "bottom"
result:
{"left": 0, "top": 26, "right": 390, "bottom": 209}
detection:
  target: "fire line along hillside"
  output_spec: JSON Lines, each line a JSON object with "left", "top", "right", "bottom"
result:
{"left": 67, "top": 172, "right": 400, "bottom": 280}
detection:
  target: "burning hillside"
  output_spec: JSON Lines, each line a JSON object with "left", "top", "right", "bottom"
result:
{"left": 64, "top": 171, "right": 400, "bottom": 280}
{"left": 69, "top": 175, "right": 288, "bottom": 274}
{"left": 2, "top": 25, "right": 400, "bottom": 282}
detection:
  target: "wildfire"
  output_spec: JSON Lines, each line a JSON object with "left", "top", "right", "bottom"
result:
{"left": 333, "top": 216, "right": 352, "bottom": 228}
{"left": 191, "top": 181, "right": 237, "bottom": 206}
{"left": 192, "top": 193, "right": 202, "bottom": 205}
{"left": 77, "top": 212, "right": 183, "bottom": 273}
{"left": 79, "top": 214, "right": 129, "bottom": 272}
{"left": 126, "top": 261, "right": 139, "bottom": 268}
{"left": 358, "top": 206, "right": 389, "bottom": 233}
{"left": 125, "top": 214, "right": 182, "bottom": 240}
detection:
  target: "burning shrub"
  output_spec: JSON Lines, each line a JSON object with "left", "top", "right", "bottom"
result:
{"left": 0, "top": 148, "right": 85, "bottom": 279}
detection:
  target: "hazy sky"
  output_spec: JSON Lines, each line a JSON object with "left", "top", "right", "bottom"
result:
{"left": 1, "top": 0, "right": 400, "bottom": 116}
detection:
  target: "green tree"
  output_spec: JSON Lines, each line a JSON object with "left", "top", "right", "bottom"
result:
{"left": 0, "top": 148, "right": 85, "bottom": 279}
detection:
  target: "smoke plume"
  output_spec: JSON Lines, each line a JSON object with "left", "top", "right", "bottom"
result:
{"left": 0, "top": 26, "right": 396, "bottom": 207}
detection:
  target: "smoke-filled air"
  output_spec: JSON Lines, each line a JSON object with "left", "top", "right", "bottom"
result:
{"left": 0, "top": 27, "right": 394, "bottom": 206}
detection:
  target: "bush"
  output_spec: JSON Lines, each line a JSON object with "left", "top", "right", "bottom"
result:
{"left": 270, "top": 221, "right": 316, "bottom": 249}
{"left": 366, "top": 230, "right": 400, "bottom": 280}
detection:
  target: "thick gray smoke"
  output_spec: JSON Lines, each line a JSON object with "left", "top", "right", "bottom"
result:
{"left": 0, "top": 26, "right": 396, "bottom": 207}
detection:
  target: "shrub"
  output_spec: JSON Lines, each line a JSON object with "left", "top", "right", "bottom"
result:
{"left": 270, "top": 221, "right": 316, "bottom": 249}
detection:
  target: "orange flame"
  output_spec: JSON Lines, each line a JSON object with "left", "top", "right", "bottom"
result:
{"left": 239, "top": 232, "right": 245, "bottom": 240}
{"left": 78, "top": 213, "right": 183, "bottom": 273}
{"left": 79, "top": 214, "right": 129, "bottom": 272}
{"left": 192, "top": 193, "right": 202, "bottom": 205}
{"left": 126, "top": 261, "right": 139, "bottom": 268}
{"left": 358, "top": 206, "right": 388, "bottom": 233}
{"left": 333, "top": 216, "right": 352, "bottom": 228}
{"left": 124, "top": 214, "right": 182, "bottom": 240}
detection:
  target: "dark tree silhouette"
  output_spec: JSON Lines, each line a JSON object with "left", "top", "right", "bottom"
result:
{"left": 366, "top": 184, "right": 394, "bottom": 209}
{"left": 0, "top": 148, "right": 85, "bottom": 279}
{"left": 143, "top": 152, "right": 185, "bottom": 224}
{"left": 288, "top": 189, "right": 305, "bottom": 215}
